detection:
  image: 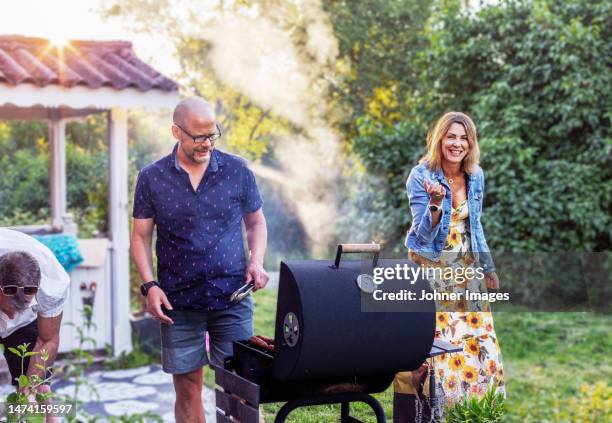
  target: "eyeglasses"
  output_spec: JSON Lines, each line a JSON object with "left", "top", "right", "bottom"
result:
{"left": 174, "top": 123, "right": 222, "bottom": 144}
{"left": 0, "top": 285, "right": 39, "bottom": 296}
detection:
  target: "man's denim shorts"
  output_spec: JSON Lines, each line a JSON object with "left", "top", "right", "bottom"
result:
{"left": 160, "top": 296, "right": 254, "bottom": 374}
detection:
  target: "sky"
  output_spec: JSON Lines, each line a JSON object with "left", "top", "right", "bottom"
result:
{"left": 0, "top": 0, "right": 180, "bottom": 76}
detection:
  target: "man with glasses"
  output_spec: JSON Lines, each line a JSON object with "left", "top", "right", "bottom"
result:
{"left": 131, "top": 96, "right": 269, "bottom": 422}
{"left": 0, "top": 228, "right": 70, "bottom": 386}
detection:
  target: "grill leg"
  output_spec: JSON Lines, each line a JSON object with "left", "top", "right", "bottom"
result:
{"left": 340, "top": 402, "right": 350, "bottom": 421}
{"left": 274, "top": 399, "right": 306, "bottom": 423}
{"left": 360, "top": 394, "right": 386, "bottom": 423}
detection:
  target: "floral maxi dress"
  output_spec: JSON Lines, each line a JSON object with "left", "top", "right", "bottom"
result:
{"left": 395, "top": 199, "right": 506, "bottom": 408}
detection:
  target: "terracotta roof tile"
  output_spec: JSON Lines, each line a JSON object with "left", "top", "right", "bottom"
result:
{"left": 0, "top": 47, "right": 30, "bottom": 84}
{"left": 0, "top": 35, "right": 178, "bottom": 92}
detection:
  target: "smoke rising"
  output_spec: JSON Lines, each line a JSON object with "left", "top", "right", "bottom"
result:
{"left": 193, "top": 0, "right": 343, "bottom": 255}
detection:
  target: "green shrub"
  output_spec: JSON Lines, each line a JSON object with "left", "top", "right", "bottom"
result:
{"left": 347, "top": 0, "right": 611, "bottom": 254}
{"left": 444, "top": 385, "right": 506, "bottom": 423}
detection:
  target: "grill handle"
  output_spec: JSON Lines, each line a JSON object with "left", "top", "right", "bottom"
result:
{"left": 331, "top": 243, "right": 381, "bottom": 269}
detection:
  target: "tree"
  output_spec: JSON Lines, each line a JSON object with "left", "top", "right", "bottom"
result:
{"left": 323, "top": 0, "right": 434, "bottom": 130}
{"left": 351, "top": 0, "right": 611, "bottom": 252}
{"left": 104, "top": 0, "right": 295, "bottom": 161}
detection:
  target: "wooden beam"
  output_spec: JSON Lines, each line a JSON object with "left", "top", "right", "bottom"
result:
{"left": 0, "top": 106, "right": 104, "bottom": 120}
{"left": 214, "top": 366, "right": 261, "bottom": 407}
{"left": 215, "top": 390, "right": 260, "bottom": 422}
{"left": 108, "top": 107, "right": 133, "bottom": 356}
{"left": 49, "top": 112, "right": 66, "bottom": 230}
{"left": 0, "top": 83, "right": 179, "bottom": 110}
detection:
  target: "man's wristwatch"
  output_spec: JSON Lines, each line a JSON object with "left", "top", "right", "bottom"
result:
{"left": 429, "top": 203, "right": 441, "bottom": 212}
{"left": 140, "top": 281, "right": 159, "bottom": 297}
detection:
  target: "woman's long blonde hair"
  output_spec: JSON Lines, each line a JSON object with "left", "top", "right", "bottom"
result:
{"left": 419, "top": 112, "right": 480, "bottom": 174}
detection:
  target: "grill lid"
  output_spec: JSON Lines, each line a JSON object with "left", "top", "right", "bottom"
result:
{"left": 272, "top": 256, "right": 436, "bottom": 380}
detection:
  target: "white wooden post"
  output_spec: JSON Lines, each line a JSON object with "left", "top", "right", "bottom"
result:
{"left": 108, "top": 107, "right": 133, "bottom": 356}
{"left": 49, "top": 113, "right": 66, "bottom": 230}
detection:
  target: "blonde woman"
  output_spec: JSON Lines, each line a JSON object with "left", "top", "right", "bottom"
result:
{"left": 393, "top": 112, "right": 505, "bottom": 421}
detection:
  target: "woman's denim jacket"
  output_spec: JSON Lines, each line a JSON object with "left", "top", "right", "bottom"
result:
{"left": 404, "top": 163, "right": 496, "bottom": 273}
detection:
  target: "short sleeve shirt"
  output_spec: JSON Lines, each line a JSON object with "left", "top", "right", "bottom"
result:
{"left": 0, "top": 229, "right": 71, "bottom": 338}
{"left": 133, "top": 145, "right": 263, "bottom": 311}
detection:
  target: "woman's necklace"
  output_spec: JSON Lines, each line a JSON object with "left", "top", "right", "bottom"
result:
{"left": 443, "top": 168, "right": 462, "bottom": 185}
{"left": 447, "top": 175, "right": 459, "bottom": 184}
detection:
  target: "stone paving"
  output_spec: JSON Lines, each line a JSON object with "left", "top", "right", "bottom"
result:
{"left": 51, "top": 365, "right": 217, "bottom": 422}
{"left": 0, "top": 365, "right": 217, "bottom": 422}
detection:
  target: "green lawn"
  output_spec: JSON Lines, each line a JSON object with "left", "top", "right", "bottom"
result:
{"left": 245, "top": 288, "right": 611, "bottom": 422}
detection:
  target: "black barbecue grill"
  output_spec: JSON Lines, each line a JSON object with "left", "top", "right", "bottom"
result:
{"left": 213, "top": 244, "right": 462, "bottom": 422}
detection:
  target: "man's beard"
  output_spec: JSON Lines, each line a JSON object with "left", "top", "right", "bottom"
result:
{"left": 182, "top": 144, "right": 213, "bottom": 164}
{"left": 11, "top": 294, "right": 28, "bottom": 311}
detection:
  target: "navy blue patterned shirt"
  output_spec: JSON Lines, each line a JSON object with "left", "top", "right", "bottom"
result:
{"left": 132, "top": 144, "right": 263, "bottom": 311}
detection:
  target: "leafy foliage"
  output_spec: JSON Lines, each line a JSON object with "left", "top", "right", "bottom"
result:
{"left": 323, "top": 0, "right": 434, "bottom": 129}
{"left": 3, "top": 344, "right": 53, "bottom": 423}
{"left": 444, "top": 385, "right": 506, "bottom": 422}
{"left": 345, "top": 0, "right": 611, "bottom": 253}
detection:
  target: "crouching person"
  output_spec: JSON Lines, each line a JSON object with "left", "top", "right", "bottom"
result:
{"left": 0, "top": 228, "right": 69, "bottom": 389}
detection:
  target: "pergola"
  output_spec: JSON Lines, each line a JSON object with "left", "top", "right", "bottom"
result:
{"left": 0, "top": 35, "right": 179, "bottom": 355}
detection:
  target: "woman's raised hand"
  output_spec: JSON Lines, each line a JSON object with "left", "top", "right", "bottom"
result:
{"left": 485, "top": 272, "right": 500, "bottom": 290}
{"left": 424, "top": 179, "right": 446, "bottom": 205}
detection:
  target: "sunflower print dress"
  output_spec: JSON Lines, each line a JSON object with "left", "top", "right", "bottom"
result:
{"left": 394, "top": 199, "right": 505, "bottom": 407}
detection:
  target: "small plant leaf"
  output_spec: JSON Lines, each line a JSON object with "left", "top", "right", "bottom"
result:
{"left": 17, "top": 374, "right": 30, "bottom": 389}
{"left": 8, "top": 347, "right": 22, "bottom": 357}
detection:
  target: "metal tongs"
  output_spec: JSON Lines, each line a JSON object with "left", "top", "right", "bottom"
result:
{"left": 230, "top": 281, "right": 255, "bottom": 303}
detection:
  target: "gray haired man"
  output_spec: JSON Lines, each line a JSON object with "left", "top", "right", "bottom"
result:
{"left": 0, "top": 228, "right": 70, "bottom": 387}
